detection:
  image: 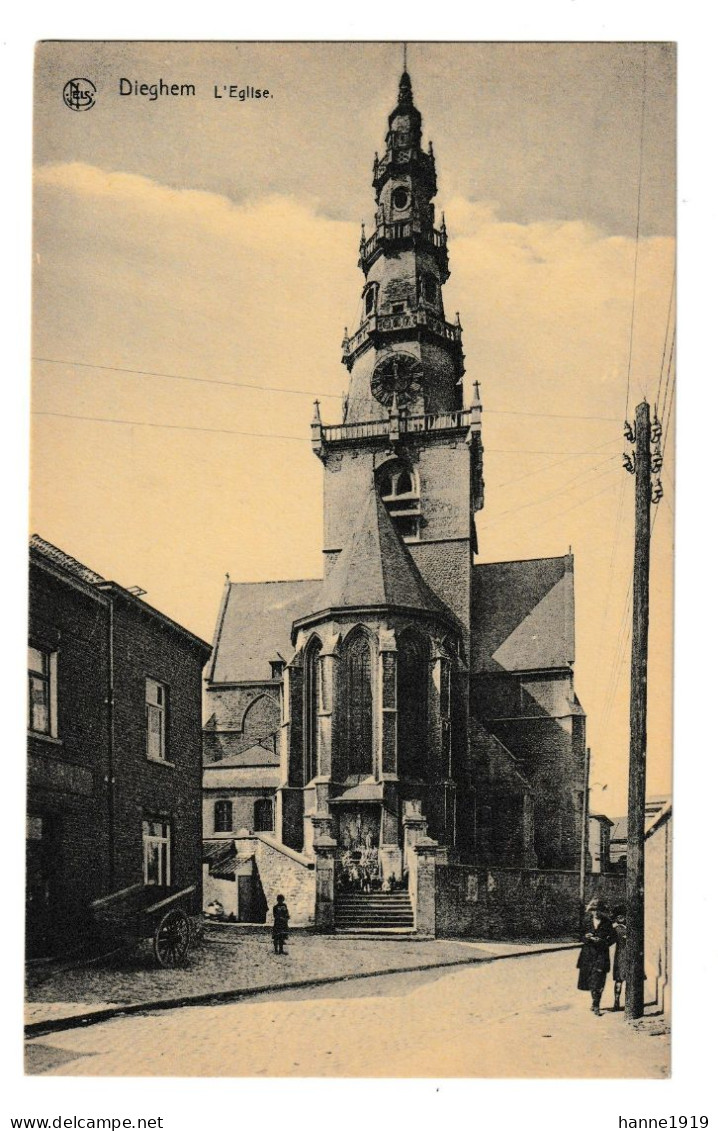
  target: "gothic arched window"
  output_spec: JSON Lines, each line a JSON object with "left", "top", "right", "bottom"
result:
{"left": 305, "top": 638, "right": 322, "bottom": 783}
{"left": 397, "top": 630, "right": 430, "bottom": 780}
{"left": 364, "top": 284, "right": 377, "bottom": 317}
{"left": 344, "top": 631, "right": 374, "bottom": 779}
{"left": 242, "top": 694, "right": 280, "bottom": 752}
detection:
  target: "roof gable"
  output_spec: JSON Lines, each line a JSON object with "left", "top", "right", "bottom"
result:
{"left": 471, "top": 555, "right": 575, "bottom": 672}
{"left": 209, "top": 578, "right": 321, "bottom": 684}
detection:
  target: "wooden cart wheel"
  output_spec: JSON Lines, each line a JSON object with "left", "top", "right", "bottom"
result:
{"left": 153, "top": 908, "right": 191, "bottom": 968}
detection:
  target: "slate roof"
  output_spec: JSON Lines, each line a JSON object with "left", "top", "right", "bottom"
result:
{"left": 31, "top": 534, "right": 211, "bottom": 654}
{"left": 209, "top": 853, "right": 255, "bottom": 878}
{"left": 203, "top": 735, "right": 279, "bottom": 767}
{"left": 610, "top": 797, "right": 671, "bottom": 846}
{"left": 30, "top": 534, "right": 105, "bottom": 585}
{"left": 208, "top": 578, "right": 320, "bottom": 684}
{"left": 202, "top": 839, "right": 237, "bottom": 865}
{"left": 305, "top": 487, "right": 454, "bottom": 625}
{"left": 471, "top": 554, "right": 575, "bottom": 673}
{"left": 202, "top": 840, "right": 255, "bottom": 877}
{"left": 202, "top": 767, "right": 281, "bottom": 790}
{"left": 208, "top": 491, "right": 457, "bottom": 681}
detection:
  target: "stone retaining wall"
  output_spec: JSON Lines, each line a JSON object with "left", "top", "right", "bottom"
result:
{"left": 436, "top": 865, "right": 626, "bottom": 939}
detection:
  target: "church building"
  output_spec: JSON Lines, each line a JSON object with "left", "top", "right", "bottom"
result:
{"left": 203, "top": 71, "right": 586, "bottom": 931}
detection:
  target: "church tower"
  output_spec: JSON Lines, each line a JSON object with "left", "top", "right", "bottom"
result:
{"left": 313, "top": 70, "right": 484, "bottom": 635}
{"left": 273, "top": 71, "right": 486, "bottom": 862}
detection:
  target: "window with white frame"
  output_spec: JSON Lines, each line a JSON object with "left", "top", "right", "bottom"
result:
{"left": 145, "top": 678, "right": 167, "bottom": 761}
{"left": 28, "top": 645, "right": 58, "bottom": 737}
{"left": 143, "top": 818, "right": 171, "bottom": 886}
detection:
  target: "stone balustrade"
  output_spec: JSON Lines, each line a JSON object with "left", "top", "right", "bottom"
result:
{"left": 318, "top": 409, "right": 471, "bottom": 448}
{"left": 342, "top": 307, "right": 461, "bottom": 363}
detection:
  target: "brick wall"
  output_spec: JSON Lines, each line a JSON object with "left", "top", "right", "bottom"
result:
{"left": 472, "top": 675, "right": 585, "bottom": 869}
{"left": 27, "top": 560, "right": 111, "bottom": 952}
{"left": 202, "top": 787, "right": 277, "bottom": 838}
{"left": 110, "top": 594, "right": 208, "bottom": 911}
{"left": 205, "top": 683, "right": 280, "bottom": 737}
{"left": 235, "top": 834, "right": 316, "bottom": 926}
{"left": 436, "top": 864, "right": 626, "bottom": 939}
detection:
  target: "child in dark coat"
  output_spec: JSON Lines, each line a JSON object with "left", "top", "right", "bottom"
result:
{"left": 272, "top": 894, "right": 290, "bottom": 955}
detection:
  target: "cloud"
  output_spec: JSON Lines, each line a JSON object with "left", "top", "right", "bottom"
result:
{"left": 441, "top": 197, "right": 674, "bottom": 416}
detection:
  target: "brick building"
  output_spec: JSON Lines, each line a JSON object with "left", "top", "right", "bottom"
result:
{"left": 202, "top": 72, "right": 587, "bottom": 930}
{"left": 27, "top": 535, "right": 211, "bottom": 956}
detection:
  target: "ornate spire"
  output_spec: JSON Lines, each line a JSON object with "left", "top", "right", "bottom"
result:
{"left": 398, "top": 70, "right": 413, "bottom": 108}
{"left": 388, "top": 69, "right": 421, "bottom": 133}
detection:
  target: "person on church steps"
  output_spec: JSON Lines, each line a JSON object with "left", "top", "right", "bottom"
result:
{"left": 271, "top": 894, "right": 290, "bottom": 955}
{"left": 576, "top": 898, "right": 617, "bottom": 1015}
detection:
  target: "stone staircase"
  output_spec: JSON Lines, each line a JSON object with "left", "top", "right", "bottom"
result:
{"left": 334, "top": 890, "right": 415, "bottom": 933}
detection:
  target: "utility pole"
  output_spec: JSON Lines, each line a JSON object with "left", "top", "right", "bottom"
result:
{"left": 578, "top": 745, "right": 591, "bottom": 929}
{"left": 623, "top": 400, "right": 662, "bottom": 1021}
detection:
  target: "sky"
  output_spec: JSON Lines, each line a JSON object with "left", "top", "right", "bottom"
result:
{"left": 30, "top": 40, "right": 676, "bottom": 819}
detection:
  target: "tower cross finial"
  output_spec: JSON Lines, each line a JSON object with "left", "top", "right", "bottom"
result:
{"left": 403, "top": 42, "right": 407, "bottom": 72}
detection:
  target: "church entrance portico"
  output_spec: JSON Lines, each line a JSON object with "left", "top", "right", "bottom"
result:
{"left": 335, "top": 802, "right": 382, "bottom": 890}
{"left": 330, "top": 782, "right": 404, "bottom": 884}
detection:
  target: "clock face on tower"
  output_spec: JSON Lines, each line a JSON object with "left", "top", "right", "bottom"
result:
{"left": 371, "top": 352, "right": 423, "bottom": 408}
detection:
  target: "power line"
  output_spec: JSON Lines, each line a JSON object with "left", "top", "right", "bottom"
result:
{"left": 487, "top": 476, "right": 621, "bottom": 544}
{"left": 481, "top": 455, "right": 619, "bottom": 530}
{"left": 32, "top": 357, "right": 344, "bottom": 401}
{"left": 32, "top": 411, "right": 311, "bottom": 442}
{"left": 623, "top": 43, "right": 649, "bottom": 418}
{"left": 661, "top": 340, "right": 676, "bottom": 439}
{"left": 31, "top": 409, "right": 620, "bottom": 454}
{"left": 483, "top": 407, "right": 620, "bottom": 423}
{"left": 33, "top": 356, "right": 624, "bottom": 424}
{"left": 490, "top": 436, "right": 621, "bottom": 491}
{"left": 593, "top": 468, "right": 631, "bottom": 725}
{"left": 654, "top": 266, "right": 676, "bottom": 416}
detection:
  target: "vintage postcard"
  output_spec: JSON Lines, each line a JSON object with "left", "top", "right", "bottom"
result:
{"left": 25, "top": 40, "right": 675, "bottom": 1082}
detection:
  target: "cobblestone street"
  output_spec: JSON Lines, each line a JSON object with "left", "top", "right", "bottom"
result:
{"left": 25, "top": 948, "right": 669, "bottom": 1078}
{"left": 25, "top": 924, "right": 575, "bottom": 1027}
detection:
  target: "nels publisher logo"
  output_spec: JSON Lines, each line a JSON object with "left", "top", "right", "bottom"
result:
{"left": 63, "top": 78, "right": 97, "bottom": 111}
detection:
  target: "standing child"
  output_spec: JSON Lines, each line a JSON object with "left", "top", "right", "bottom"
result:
{"left": 272, "top": 894, "right": 290, "bottom": 955}
{"left": 612, "top": 905, "right": 627, "bottom": 1011}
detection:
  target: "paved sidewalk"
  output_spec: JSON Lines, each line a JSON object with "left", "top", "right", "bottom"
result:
{"left": 26, "top": 950, "right": 669, "bottom": 1078}
{"left": 25, "top": 924, "right": 578, "bottom": 1033}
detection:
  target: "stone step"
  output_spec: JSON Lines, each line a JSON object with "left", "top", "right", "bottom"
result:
{"left": 335, "top": 894, "right": 412, "bottom": 904}
{"left": 335, "top": 927, "right": 417, "bottom": 937}
{"left": 336, "top": 899, "right": 412, "bottom": 909}
{"left": 335, "top": 902, "right": 413, "bottom": 912}
{"left": 335, "top": 891, "right": 415, "bottom": 929}
{"left": 335, "top": 912, "right": 414, "bottom": 922}
{"left": 336, "top": 909, "right": 416, "bottom": 918}
{"left": 336, "top": 913, "right": 413, "bottom": 920}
